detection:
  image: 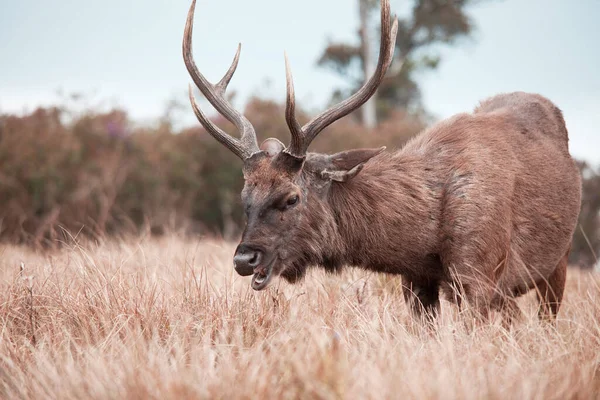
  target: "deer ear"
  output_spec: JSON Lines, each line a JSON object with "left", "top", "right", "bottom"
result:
{"left": 321, "top": 146, "right": 385, "bottom": 182}
{"left": 260, "top": 138, "right": 285, "bottom": 157}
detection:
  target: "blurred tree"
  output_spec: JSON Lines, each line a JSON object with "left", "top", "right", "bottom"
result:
{"left": 571, "top": 161, "right": 600, "bottom": 269}
{"left": 318, "top": 0, "right": 488, "bottom": 123}
{"left": 359, "top": 0, "right": 378, "bottom": 128}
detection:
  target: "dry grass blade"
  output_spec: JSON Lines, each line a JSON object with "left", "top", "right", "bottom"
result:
{"left": 0, "top": 235, "right": 599, "bottom": 399}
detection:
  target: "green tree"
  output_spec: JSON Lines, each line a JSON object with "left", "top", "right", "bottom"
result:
{"left": 318, "top": 0, "right": 488, "bottom": 122}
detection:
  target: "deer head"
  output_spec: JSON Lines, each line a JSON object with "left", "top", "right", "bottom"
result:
{"left": 183, "top": 0, "right": 398, "bottom": 290}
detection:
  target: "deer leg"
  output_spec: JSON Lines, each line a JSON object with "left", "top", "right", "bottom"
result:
{"left": 402, "top": 276, "right": 440, "bottom": 324}
{"left": 464, "top": 286, "right": 494, "bottom": 323}
{"left": 537, "top": 245, "right": 569, "bottom": 321}
{"left": 443, "top": 254, "right": 506, "bottom": 324}
{"left": 439, "top": 171, "right": 513, "bottom": 324}
{"left": 495, "top": 296, "right": 525, "bottom": 329}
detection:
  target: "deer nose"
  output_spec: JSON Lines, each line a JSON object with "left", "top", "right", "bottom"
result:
{"left": 233, "top": 245, "right": 263, "bottom": 276}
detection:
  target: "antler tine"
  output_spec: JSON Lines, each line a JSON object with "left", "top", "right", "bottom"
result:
{"left": 188, "top": 85, "right": 245, "bottom": 159}
{"left": 216, "top": 43, "right": 241, "bottom": 92}
{"left": 284, "top": 52, "right": 303, "bottom": 157}
{"left": 287, "top": 0, "right": 399, "bottom": 157}
{"left": 182, "top": 0, "right": 259, "bottom": 159}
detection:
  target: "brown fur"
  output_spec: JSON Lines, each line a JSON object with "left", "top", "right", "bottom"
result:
{"left": 236, "top": 92, "right": 581, "bottom": 323}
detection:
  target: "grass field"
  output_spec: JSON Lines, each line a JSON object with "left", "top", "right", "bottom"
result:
{"left": 0, "top": 234, "right": 599, "bottom": 399}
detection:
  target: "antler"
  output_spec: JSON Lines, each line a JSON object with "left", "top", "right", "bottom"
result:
{"left": 285, "top": 0, "right": 399, "bottom": 158}
{"left": 183, "top": 0, "right": 260, "bottom": 160}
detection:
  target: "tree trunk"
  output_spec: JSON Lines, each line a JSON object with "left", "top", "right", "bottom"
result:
{"left": 359, "top": 0, "right": 377, "bottom": 128}
{"left": 221, "top": 191, "right": 236, "bottom": 241}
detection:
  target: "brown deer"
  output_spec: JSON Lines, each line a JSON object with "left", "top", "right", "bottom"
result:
{"left": 182, "top": 0, "right": 582, "bottom": 323}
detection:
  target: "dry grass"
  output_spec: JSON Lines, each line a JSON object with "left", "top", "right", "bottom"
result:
{"left": 0, "top": 234, "right": 599, "bottom": 399}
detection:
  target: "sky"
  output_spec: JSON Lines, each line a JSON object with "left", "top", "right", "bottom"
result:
{"left": 1, "top": 0, "right": 599, "bottom": 164}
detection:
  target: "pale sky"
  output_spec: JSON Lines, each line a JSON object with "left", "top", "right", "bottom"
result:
{"left": 1, "top": 0, "right": 599, "bottom": 164}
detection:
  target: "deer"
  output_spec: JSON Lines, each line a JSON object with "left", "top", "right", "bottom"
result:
{"left": 182, "top": 0, "right": 582, "bottom": 324}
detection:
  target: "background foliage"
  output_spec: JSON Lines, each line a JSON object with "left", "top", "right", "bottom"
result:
{"left": 0, "top": 98, "right": 598, "bottom": 267}
{"left": 0, "top": 99, "right": 422, "bottom": 244}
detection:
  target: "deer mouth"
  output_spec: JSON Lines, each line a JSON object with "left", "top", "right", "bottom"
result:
{"left": 251, "top": 259, "right": 276, "bottom": 291}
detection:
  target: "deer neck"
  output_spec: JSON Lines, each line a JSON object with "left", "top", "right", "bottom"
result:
{"left": 326, "top": 154, "right": 441, "bottom": 271}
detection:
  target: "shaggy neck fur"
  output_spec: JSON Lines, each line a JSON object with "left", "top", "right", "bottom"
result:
{"left": 318, "top": 152, "right": 444, "bottom": 278}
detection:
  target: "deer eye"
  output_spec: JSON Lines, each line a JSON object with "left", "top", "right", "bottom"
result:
{"left": 286, "top": 194, "right": 299, "bottom": 208}
{"left": 274, "top": 194, "right": 300, "bottom": 211}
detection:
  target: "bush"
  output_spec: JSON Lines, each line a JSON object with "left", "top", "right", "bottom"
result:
{"left": 0, "top": 97, "right": 597, "bottom": 267}
{"left": 571, "top": 162, "right": 600, "bottom": 268}
{"left": 0, "top": 97, "right": 423, "bottom": 246}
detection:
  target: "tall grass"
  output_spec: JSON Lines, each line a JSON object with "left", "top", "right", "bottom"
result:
{"left": 0, "top": 234, "right": 599, "bottom": 399}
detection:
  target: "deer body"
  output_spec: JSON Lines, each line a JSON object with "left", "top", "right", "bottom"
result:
{"left": 182, "top": 0, "right": 581, "bottom": 322}
{"left": 318, "top": 92, "right": 581, "bottom": 319}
